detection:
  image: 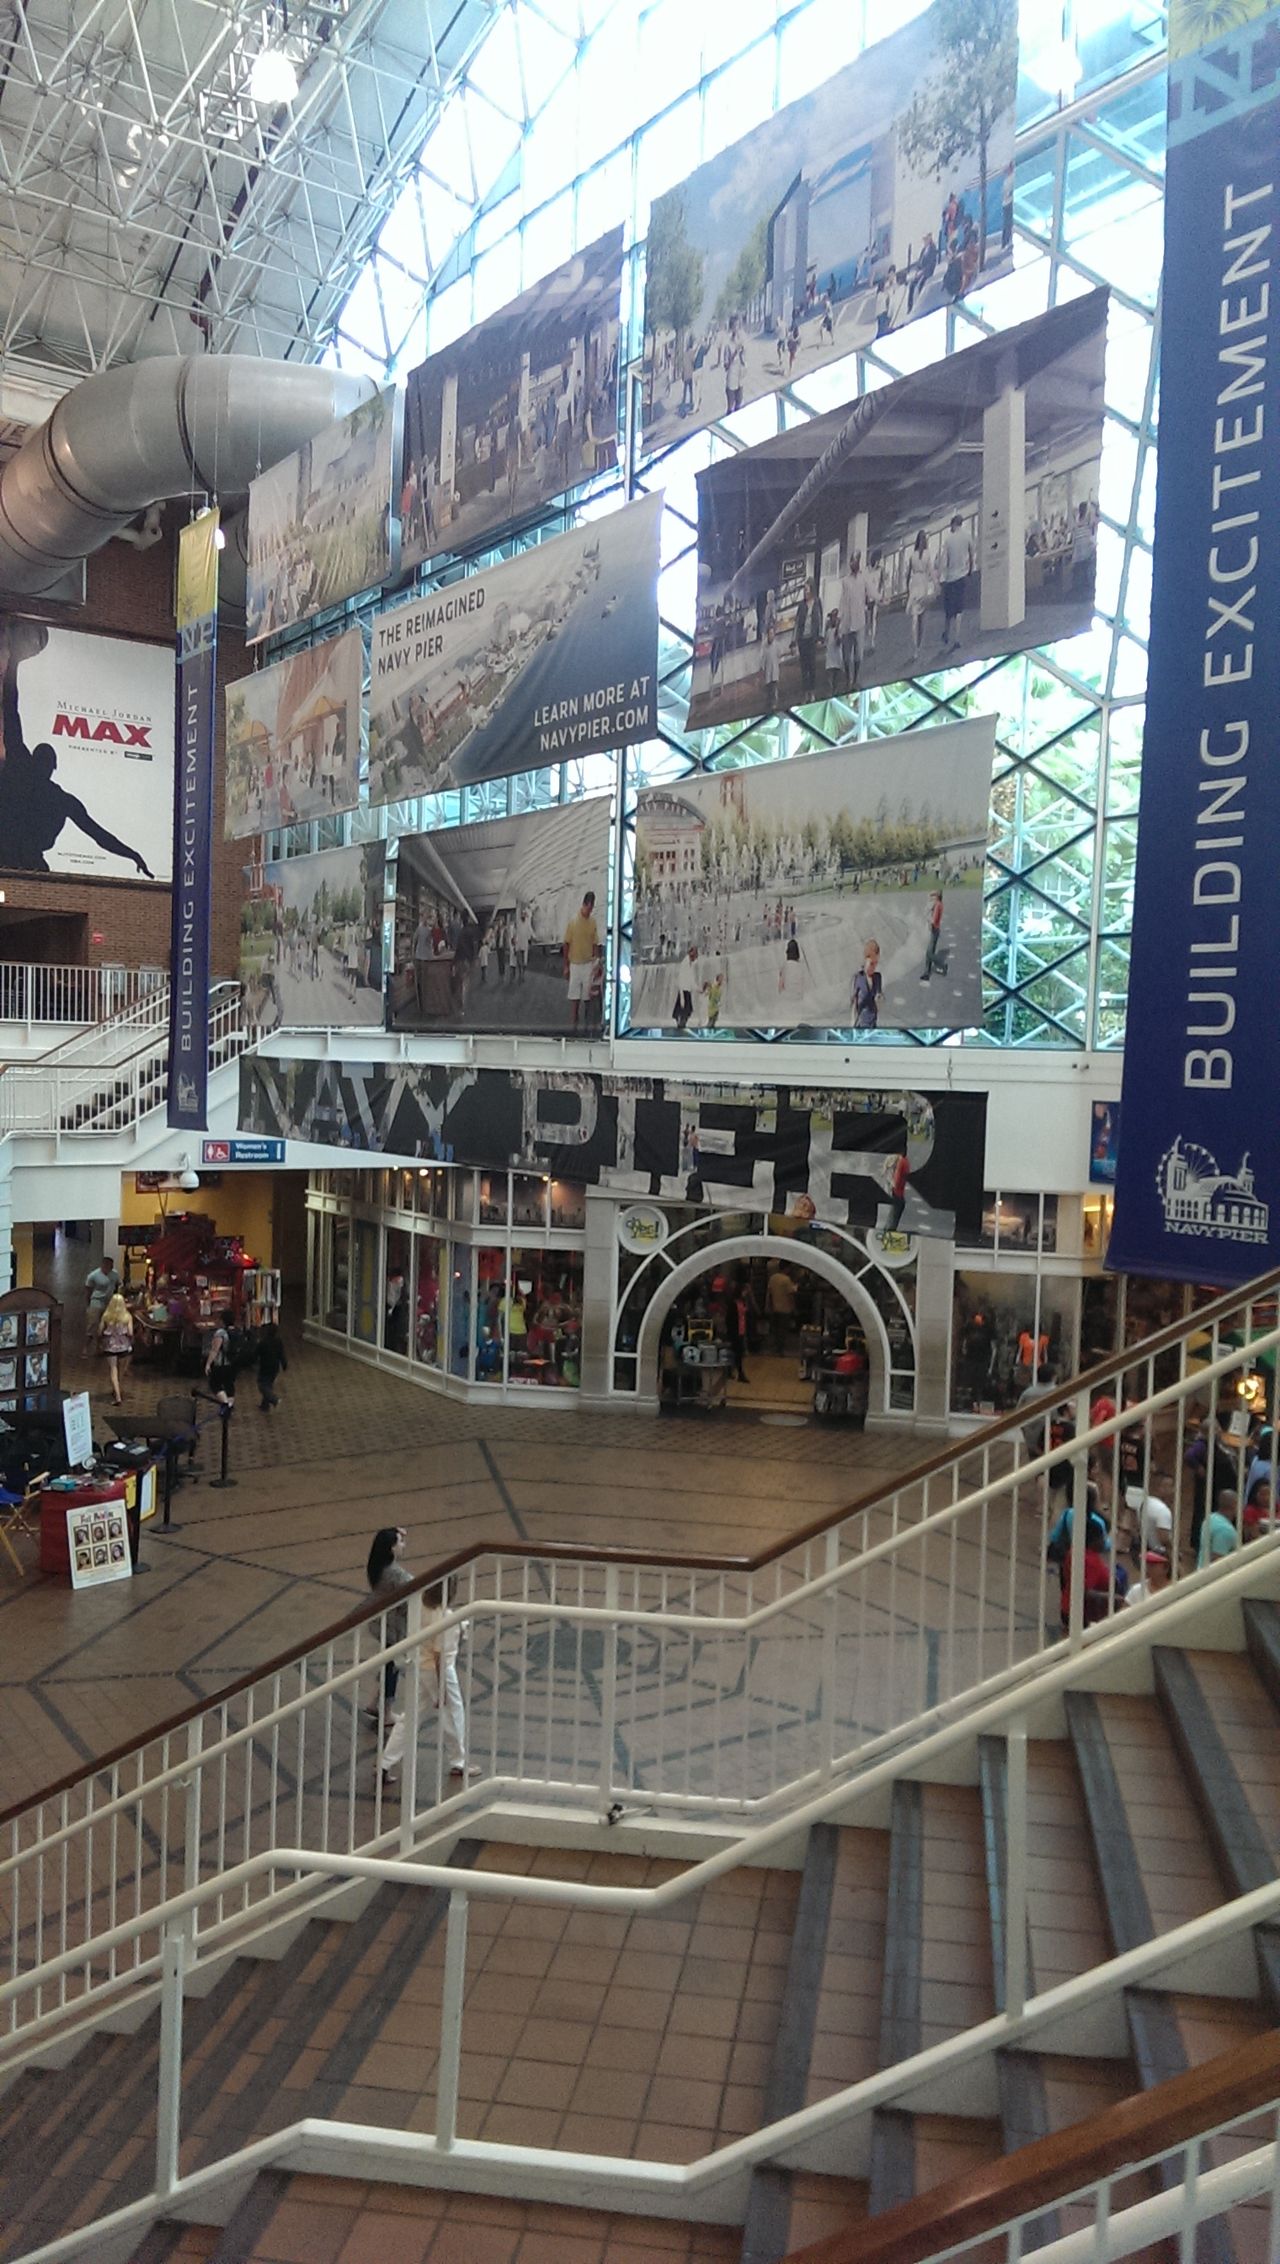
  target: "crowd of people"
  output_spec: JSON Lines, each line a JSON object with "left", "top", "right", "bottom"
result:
{"left": 1016, "top": 1371, "right": 1278, "bottom": 1630}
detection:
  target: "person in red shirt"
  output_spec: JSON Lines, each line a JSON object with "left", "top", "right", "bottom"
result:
{"left": 885, "top": 1152, "right": 911, "bottom": 1232}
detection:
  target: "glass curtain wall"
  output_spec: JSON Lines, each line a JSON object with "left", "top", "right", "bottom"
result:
{"left": 265, "top": 0, "right": 1169, "bottom": 1056}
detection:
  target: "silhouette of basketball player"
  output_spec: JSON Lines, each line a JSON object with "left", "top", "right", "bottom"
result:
{"left": 0, "top": 621, "right": 153, "bottom": 875}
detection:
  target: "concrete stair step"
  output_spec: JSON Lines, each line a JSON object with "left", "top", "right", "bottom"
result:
{"left": 1066, "top": 1690, "right": 1224, "bottom": 1954}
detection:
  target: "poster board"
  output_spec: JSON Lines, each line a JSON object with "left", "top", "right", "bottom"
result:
{"left": 246, "top": 389, "right": 400, "bottom": 643}
{"left": 403, "top": 226, "right": 624, "bottom": 568}
{"left": 685, "top": 291, "right": 1108, "bottom": 733}
{"left": 62, "top": 1391, "right": 94, "bottom": 1471}
{"left": 0, "top": 618, "right": 175, "bottom": 881}
{"left": 225, "top": 628, "right": 363, "bottom": 837}
{"left": 641, "top": 0, "right": 1018, "bottom": 454}
{"left": 632, "top": 717, "right": 994, "bottom": 1033}
{"left": 240, "top": 840, "right": 387, "bottom": 1032}
{"left": 67, "top": 1498, "right": 132, "bottom": 1590}
{"left": 390, "top": 797, "right": 612, "bottom": 1037}
{"left": 369, "top": 492, "right": 660, "bottom": 800}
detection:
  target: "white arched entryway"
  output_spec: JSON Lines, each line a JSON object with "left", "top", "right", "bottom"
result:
{"left": 633, "top": 1233, "right": 896, "bottom": 1417}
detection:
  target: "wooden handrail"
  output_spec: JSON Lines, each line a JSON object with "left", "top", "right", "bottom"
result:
{"left": 785, "top": 2028, "right": 1280, "bottom": 2263}
{"left": 3, "top": 1262, "right": 1277, "bottom": 1833}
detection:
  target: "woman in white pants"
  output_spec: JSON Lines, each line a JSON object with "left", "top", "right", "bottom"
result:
{"left": 381, "top": 1582, "right": 470, "bottom": 1787}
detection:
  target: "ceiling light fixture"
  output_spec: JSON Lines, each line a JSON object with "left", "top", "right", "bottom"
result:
{"left": 249, "top": 42, "right": 299, "bottom": 104}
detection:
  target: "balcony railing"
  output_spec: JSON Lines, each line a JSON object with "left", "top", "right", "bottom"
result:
{"left": 0, "top": 961, "right": 165, "bottom": 1028}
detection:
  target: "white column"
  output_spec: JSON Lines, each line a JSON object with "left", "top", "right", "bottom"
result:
{"left": 439, "top": 372, "right": 459, "bottom": 503}
{"left": 980, "top": 382, "right": 1026, "bottom": 634}
{"left": 577, "top": 1193, "right": 619, "bottom": 1409}
{"left": 911, "top": 1234, "right": 956, "bottom": 1431}
{"left": 846, "top": 508, "right": 869, "bottom": 565}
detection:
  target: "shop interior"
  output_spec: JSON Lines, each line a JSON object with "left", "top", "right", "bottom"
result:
{"left": 657, "top": 1256, "right": 870, "bottom": 1421}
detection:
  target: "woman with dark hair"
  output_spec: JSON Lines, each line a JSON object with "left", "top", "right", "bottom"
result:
{"left": 380, "top": 1575, "right": 472, "bottom": 1790}
{"left": 364, "top": 1525, "right": 410, "bottom": 1720}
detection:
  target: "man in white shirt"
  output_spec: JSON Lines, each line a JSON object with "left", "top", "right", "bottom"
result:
{"left": 938, "top": 513, "right": 974, "bottom": 650}
{"left": 514, "top": 902, "right": 533, "bottom": 984}
{"left": 839, "top": 552, "right": 871, "bottom": 689}
{"left": 1135, "top": 1490, "right": 1175, "bottom": 1556}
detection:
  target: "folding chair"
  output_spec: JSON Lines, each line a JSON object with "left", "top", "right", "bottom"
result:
{"left": 0, "top": 1472, "right": 48, "bottom": 1578}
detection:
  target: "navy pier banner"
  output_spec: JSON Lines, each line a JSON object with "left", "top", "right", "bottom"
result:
{"left": 168, "top": 511, "right": 219, "bottom": 1132}
{"left": 1109, "top": 2, "right": 1280, "bottom": 1284}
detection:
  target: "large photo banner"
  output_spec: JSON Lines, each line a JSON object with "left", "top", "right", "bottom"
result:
{"left": 402, "top": 228, "right": 624, "bottom": 570}
{"left": 241, "top": 840, "right": 387, "bottom": 1032}
{"left": 1109, "top": 1, "right": 1280, "bottom": 1283}
{"left": 641, "top": 0, "right": 1017, "bottom": 455}
{"left": 685, "top": 291, "right": 1107, "bottom": 733}
{"left": 241, "top": 1056, "right": 986, "bottom": 1242}
{"left": 631, "top": 716, "right": 993, "bottom": 1033}
{"left": 390, "top": 797, "right": 611, "bottom": 1038}
{"left": 169, "top": 513, "right": 219, "bottom": 1132}
{"left": 0, "top": 618, "right": 173, "bottom": 880}
{"left": 246, "top": 389, "right": 399, "bottom": 643}
{"left": 225, "top": 628, "right": 363, "bottom": 838}
{"left": 369, "top": 491, "right": 660, "bottom": 799}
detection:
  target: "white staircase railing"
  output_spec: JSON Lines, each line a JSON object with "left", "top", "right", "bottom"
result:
{"left": 3, "top": 1272, "right": 1278, "bottom": 2056}
{"left": 0, "top": 981, "right": 247, "bottom": 1136}
{"left": 0, "top": 960, "right": 165, "bottom": 1030}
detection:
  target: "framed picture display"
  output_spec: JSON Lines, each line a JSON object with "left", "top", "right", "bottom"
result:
{"left": 0, "top": 1357, "right": 16, "bottom": 1393}
{"left": 0, "top": 1314, "right": 17, "bottom": 1348}
{"left": 25, "top": 1310, "right": 49, "bottom": 1345}
{"left": 24, "top": 1350, "right": 48, "bottom": 1388}
{"left": 67, "top": 1499, "right": 133, "bottom": 1590}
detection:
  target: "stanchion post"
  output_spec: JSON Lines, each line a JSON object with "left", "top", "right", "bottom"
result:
{"left": 207, "top": 1401, "right": 237, "bottom": 1491}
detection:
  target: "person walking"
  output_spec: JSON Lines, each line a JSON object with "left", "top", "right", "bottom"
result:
{"left": 84, "top": 1256, "right": 121, "bottom": 1357}
{"left": 411, "top": 909, "right": 435, "bottom": 1016}
{"left": 381, "top": 1577, "right": 472, "bottom": 1787}
{"left": 204, "top": 1307, "right": 239, "bottom": 1406}
{"left": 937, "top": 513, "right": 973, "bottom": 650}
{"left": 365, "top": 1525, "right": 411, "bottom": 1717}
{"left": 851, "top": 937, "right": 882, "bottom": 1028}
{"left": 794, "top": 581, "right": 819, "bottom": 695}
{"left": 921, "top": 891, "right": 945, "bottom": 981}
{"left": 99, "top": 1291, "right": 133, "bottom": 1406}
{"left": 255, "top": 1320, "right": 288, "bottom": 1411}
{"left": 764, "top": 1265, "right": 797, "bottom": 1358}
{"left": 563, "top": 889, "right": 601, "bottom": 1031}
{"left": 906, "top": 530, "right": 935, "bottom": 654}
{"left": 840, "top": 551, "right": 870, "bottom": 689}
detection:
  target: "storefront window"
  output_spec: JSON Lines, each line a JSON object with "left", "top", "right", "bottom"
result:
{"left": 950, "top": 1270, "right": 1081, "bottom": 1415}
{"left": 414, "top": 1235, "right": 446, "bottom": 1368}
{"left": 416, "top": 1167, "right": 449, "bottom": 1219}
{"left": 474, "top": 1247, "right": 506, "bottom": 1381}
{"left": 394, "top": 1169, "right": 416, "bottom": 1214}
{"left": 511, "top": 1249, "right": 583, "bottom": 1387}
{"left": 352, "top": 1220, "right": 379, "bottom": 1344}
{"left": 328, "top": 1217, "right": 350, "bottom": 1333}
{"left": 972, "top": 1193, "right": 1059, "bottom": 1253}
{"left": 451, "top": 1173, "right": 475, "bottom": 1225}
{"left": 478, "top": 1174, "right": 509, "bottom": 1227}
{"left": 385, "top": 1228, "right": 411, "bottom": 1353}
{"left": 513, "top": 1174, "right": 548, "bottom": 1229}
{"left": 450, "top": 1252, "right": 474, "bottom": 1379}
{"left": 549, "top": 1180, "right": 586, "bottom": 1231}
{"left": 308, "top": 1211, "right": 330, "bottom": 1322}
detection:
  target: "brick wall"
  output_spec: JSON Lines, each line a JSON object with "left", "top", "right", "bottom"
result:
{"left": 1, "top": 509, "right": 254, "bottom": 983}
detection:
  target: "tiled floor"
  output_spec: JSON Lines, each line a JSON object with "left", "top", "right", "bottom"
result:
{"left": 210, "top": 2172, "right": 742, "bottom": 2264}
{"left": 0, "top": 1234, "right": 942, "bottom": 1811}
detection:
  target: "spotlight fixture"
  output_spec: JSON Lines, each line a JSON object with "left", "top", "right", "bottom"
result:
{"left": 249, "top": 42, "right": 299, "bottom": 104}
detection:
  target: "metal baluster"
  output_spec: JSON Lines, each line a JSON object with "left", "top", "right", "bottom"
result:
{"left": 155, "top": 1923, "right": 186, "bottom": 2199}
{"left": 400, "top": 1590, "right": 422, "bottom": 1851}
{"left": 821, "top": 1531, "right": 839, "bottom": 1783}
{"left": 319, "top": 1646, "right": 334, "bottom": 1854}
{"left": 183, "top": 1719, "right": 203, "bottom": 1950}
{"left": 435, "top": 1889, "right": 469, "bottom": 2150}
{"left": 1005, "top": 1717, "right": 1027, "bottom": 2021}
{"left": 293, "top": 1658, "right": 306, "bottom": 1864}
{"left": 57, "top": 1791, "right": 69, "bottom": 2013}
{"left": 599, "top": 1565, "right": 619, "bottom": 1811}
{"left": 686, "top": 1572, "right": 698, "bottom": 1800}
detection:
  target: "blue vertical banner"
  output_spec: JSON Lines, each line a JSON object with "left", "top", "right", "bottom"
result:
{"left": 168, "top": 510, "right": 219, "bottom": 1131}
{"left": 1109, "top": 2, "right": 1280, "bottom": 1285}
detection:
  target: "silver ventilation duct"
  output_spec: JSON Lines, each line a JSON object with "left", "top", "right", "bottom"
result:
{"left": 0, "top": 357, "right": 377, "bottom": 601}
